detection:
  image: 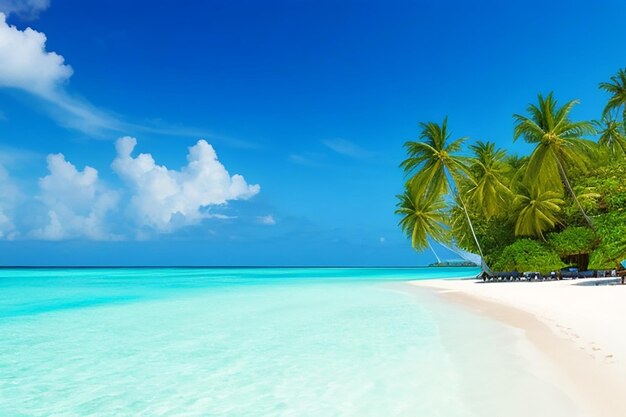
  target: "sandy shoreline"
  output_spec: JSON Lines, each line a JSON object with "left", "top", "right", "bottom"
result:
{"left": 408, "top": 277, "right": 626, "bottom": 417}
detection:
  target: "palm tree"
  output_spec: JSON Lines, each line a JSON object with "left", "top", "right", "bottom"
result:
{"left": 400, "top": 118, "right": 470, "bottom": 198}
{"left": 401, "top": 118, "right": 485, "bottom": 259}
{"left": 513, "top": 184, "right": 564, "bottom": 239}
{"left": 395, "top": 189, "right": 448, "bottom": 252}
{"left": 513, "top": 93, "right": 596, "bottom": 228}
{"left": 504, "top": 154, "right": 528, "bottom": 188}
{"left": 594, "top": 115, "right": 626, "bottom": 157}
{"left": 599, "top": 68, "right": 626, "bottom": 122}
{"left": 505, "top": 154, "right": 527, "bottom": 172}
{"left": 466, "top": 141, "right": 512, "bottom": 219}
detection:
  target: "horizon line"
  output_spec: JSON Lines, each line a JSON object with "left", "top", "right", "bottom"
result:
{"left": 0, "top": 265, "right": 479, "bottom": 269}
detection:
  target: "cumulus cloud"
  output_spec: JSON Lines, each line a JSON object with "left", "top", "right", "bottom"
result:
{"left": 0, "top": 0, "right": 49, "bottom": 19}
{"left": 257, "top": 215, "right": 276, "bottom": 225}
{"left": 112, "top": 137, "right": 260, "bottom": 232}
{"left": 0, "top": 12, "right": 71, "bottom": 96}
{"left": 33, "top": 153, "right": 119, "bottom": 240}
{"left": 0, "top": 139, "right": 261, "bottom": 241}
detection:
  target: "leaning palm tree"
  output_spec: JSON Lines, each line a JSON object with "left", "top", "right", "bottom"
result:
{"left": 466, "top": 141, "right": 512, "bottom": 219}
{"left": 513, "top": 93, "right": 596, "bottom": 228}
{"left": 395, "top": 189, "right": 448, "bottom": 252}
{"left": 594, "top": 115, "right": 626, "bottom": 157}
{"left": 400, "top": 118, "right": 469, "bottom": 198}
{"left": 401, "top": 118, "right": 485, "bottom": 259}
{"left": 513, "top": 184, "right": 564, "bottom": 239}
{"left": 599, "top": 68, "right": 626, "bottom": 122}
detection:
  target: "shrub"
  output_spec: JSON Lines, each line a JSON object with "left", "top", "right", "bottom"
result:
{"left": 547, "top": 227, "right": 597, "bottom": 257}
{"left": 588, "top": 212, "right": 626, "bottom": 269}
{"left": 492, "top": 239, "right": 565, "bottom": 273}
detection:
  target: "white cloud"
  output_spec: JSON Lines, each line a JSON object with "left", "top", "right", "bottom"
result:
{"left": 112, "top": 137, "right": 260, "bottom": 232}
{"left": 0, "top": 139, "right": 261, "bottom": 241}
{"left": 323, "top": 138, "right": 370, "bottom": 159}
{"left": 0, "top": 13, "right": 123, "bottom": 134}
{"left": 0, "top": 12, "right": 248, "bottom": 140}
{"left": 257, "top": 215, "right": 276, "bottom": 225}
{"left": 33, "top": 153, "right": 119, "bottom": 240}
{"left": 0, "top": 13, "right": 71, "bottom": 96}
{"left": 0, "top": 0, "right": 49, "bottom": 19}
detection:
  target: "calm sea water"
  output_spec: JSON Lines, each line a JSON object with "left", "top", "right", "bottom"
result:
{"left": 0, "top": 268, "right": 584, "bottom": 416}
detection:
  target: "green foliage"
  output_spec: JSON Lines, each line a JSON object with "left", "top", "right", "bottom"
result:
{"left": 547, "top": 227, "right": 597, "bottom": 256}
{"left": 399, "top": 118, "right": 485, "bottom": 257}
{"left": 512, "top": 92, "right": 597, "bottom": 229}
{"left": 599, "top": 68, "right": 626, "bottom": 121}
{"left": 573, "top": 160, "right": 626, "bottom": 214}
{"left": 398, "top": 69, "right": 626, "bottom": 271}
{"left": 395, "top": 189, "right": 448, "bottom": 251}
{"left": 588, "top": 212, "right": 626, "bottom": 269}
{"left": 513, "top": 185, "right": 564, "bottom": 238}
{"left": 513, "top": 93, "right": 596, "bottom": 191}
{"left": 466, "top": 141, "right": 512, "bottom": 219}
{"left": 492, "top": 239, "right": 565, "bottom": 273}
{"left": 400, "top": 117, "right": 470, "bottom": 199}
{"left": 594, "top": 115, "right": 626, "bottom": 157}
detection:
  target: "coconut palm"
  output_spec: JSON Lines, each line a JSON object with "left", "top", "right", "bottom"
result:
{"left": 401, "top": 118, "right": 485, "bottom": 259}
{"left": 400, "top": 118, "right": 470, "bottom": 198}
{"left": 513, "top": 92, "right": 596, "bottom": 228}
{"left": 505, "top": 154, "right": 527, "bottom": 172}
{"left": 503, "top": 154, "right": 528, "bottom": 188}
{"left": 466, "top": 141, "right": 512, "bottom": 219}
{"left": 594, "top": 115, "right": 626, "bottom": 157}
{"left": 599, "top": 68, "right": 626, "bottom": 122}
{"left": 513, "top": 184, "right": 564, "bottom": 239}
{"left": 395, "top": 189, "right": 448, "bottom": 251}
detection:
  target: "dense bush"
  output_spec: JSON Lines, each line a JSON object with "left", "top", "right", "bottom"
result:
{"left": 492, "top": 239, "right": 565, "bottom": 274}
{"left": 588, "top": 212, "right": 626, "bottom": 269}
{"left": 568, "top": 173, "right": 624, "bottom": 218}
{"left": 547, "top": 227, "right": 597, "bottom": 257}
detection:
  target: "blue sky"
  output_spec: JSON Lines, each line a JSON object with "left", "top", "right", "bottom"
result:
{"left": 0, "top": 0, "right": 625, "bottom": 266}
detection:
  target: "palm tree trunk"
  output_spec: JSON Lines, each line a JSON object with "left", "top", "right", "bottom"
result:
{"left": 456, "top": 188, "right": 486, "bottom": 260}
{"left": 556, "top": 158, "right": 595, "bottom": 230}
{"left": 428, "top": 240, "right": 442, "bottom": 264}
{"left": 439, "top": 167, "right": 488, "bottom": 273}
{"left": 445, "top": 169, "right": 486, "bottom": 262}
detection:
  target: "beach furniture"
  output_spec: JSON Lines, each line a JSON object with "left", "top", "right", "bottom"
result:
{"left": 524, "top": 271, "right": 542, "bottom": 281}
{"left": 560, "top": 267, "right": 578, "bottom": 279}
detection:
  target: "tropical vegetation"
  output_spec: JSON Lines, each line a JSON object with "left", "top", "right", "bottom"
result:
{"left": 397, "top": 68, "right": 626, "bottom": 273}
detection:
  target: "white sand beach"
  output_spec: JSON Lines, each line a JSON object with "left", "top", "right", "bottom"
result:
{"left": 409, "top": 277, "right": 626, "bottom": 417}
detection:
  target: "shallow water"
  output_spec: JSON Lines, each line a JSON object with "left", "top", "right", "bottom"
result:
{"left": 0, "top": 268, "right": 582, "bottom": 416}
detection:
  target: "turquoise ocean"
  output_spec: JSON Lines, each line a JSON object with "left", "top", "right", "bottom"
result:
{"left": 0, "top": 268, "right": 584, "bottom": 416}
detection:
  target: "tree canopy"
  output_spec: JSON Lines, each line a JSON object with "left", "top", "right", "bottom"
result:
{"left": 397, "top": 68, "right": 626, "bottom": 272}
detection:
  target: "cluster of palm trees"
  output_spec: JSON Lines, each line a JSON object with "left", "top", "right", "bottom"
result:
{"left": 396, "top": 68, "right": 626, "bottom": 267}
